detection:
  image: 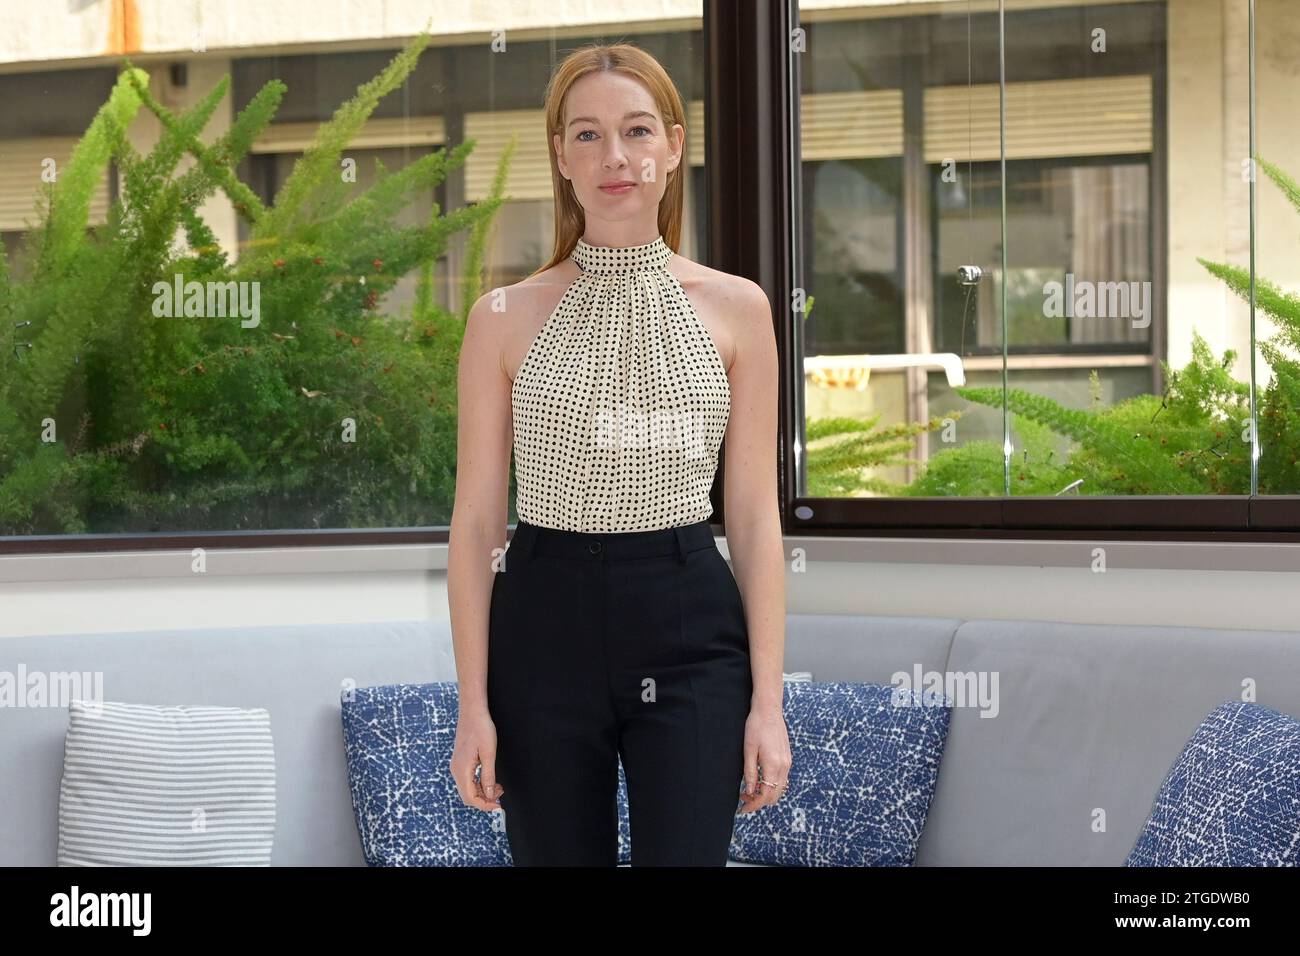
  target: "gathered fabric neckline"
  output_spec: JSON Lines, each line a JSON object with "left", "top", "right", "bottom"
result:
{"left": 570, "top": 235, "right": 673, "bottom": 275}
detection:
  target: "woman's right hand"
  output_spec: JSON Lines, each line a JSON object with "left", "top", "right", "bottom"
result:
{"left": 452, "top": 705, "right": 504, "bottom": 811}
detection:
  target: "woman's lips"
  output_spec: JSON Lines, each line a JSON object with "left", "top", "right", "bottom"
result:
{"left": 598, "top": 182, "right": 636, "bottom": 194}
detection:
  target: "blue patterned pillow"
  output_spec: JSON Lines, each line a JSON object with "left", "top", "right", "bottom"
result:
{"left": 728, "top": 682, "right": 952, "bottom": 866}
{"left": 340, "top": 682, "right": 512, "bottom": 866}
{"left": 1127, "top": 700, "right": 1300, "bottom": 866}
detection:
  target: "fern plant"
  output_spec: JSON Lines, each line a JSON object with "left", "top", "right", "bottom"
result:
{"left": 1197, "top": 156, "right": 1300, "bottom": 494}
{"left": 0, "top": 33, "right": 508, "bottom": 534}
{"left": 806, "top": 412, "right": 965, "bottom": 497}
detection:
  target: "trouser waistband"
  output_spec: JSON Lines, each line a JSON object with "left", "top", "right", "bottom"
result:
{"left": 509, "top": 519, "right": 716, "bottom": 563}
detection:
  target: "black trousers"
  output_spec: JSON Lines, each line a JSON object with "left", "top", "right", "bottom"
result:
{"left": 486, "top": 518, "right": 753, "bottom": 866}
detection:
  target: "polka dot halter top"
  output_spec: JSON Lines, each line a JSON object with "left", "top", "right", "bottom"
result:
{"left": 510, "top": 234, "right": 731, "bottom": 533}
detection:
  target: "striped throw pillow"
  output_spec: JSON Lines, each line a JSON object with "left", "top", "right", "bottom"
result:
{"left": 57, "top": 699, "right": 276, "bottom": 866}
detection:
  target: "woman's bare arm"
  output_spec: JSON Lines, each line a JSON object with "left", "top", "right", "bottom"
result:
{"left": 721, "top": 277, "right": 785, "bottom": 713}
{"left": 448, "top": 289, "right": 515, "bottom": 810}
{"left": 719, "top": 277, "right": 791, "bottom": 812}
{"left": 448, "top": 290, "right": 514, "bottom": 713}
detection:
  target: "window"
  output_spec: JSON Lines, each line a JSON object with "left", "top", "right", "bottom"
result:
{"left": 790, "top": 0, "right": 1297, "bottom": 533}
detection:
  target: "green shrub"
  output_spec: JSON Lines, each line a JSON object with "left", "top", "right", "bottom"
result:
{"left": 0, "top": 33, "right": 507, "bottom": 533}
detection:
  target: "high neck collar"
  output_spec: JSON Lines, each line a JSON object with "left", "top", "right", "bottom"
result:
{"left": 570, "top": 235, "right": 673, "bottom": 275}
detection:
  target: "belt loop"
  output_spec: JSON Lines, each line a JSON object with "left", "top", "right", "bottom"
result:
{"left": 672, "top": 526, "right": 688, "bottom": 564}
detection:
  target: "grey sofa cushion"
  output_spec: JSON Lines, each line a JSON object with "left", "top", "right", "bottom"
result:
{"left": 914, "top": 619, "right": 1300, "bottom": 866}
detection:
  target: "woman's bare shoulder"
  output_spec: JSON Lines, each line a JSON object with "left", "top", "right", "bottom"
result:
{"left": 674, "top": 249, "right": 764, "bottom": 290}
{"left": 478, "top": 260, "right": 583, "bottom": 380}
{"left": 670, "top": 254, "right": 771, "bottom": 324}
{"left": 471, "top": 260, "right": 577, "bottom": 315}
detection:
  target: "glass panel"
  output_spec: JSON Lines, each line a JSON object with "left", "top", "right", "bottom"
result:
{"left": 1254, "top": 0, "right": 1297, "bottom": 496}
{"left": 0, "top": 9, "right": 706, "bottom": 536}
{"left": 797, "top": 0, "right": 1257, "bottom": 501}
{"left": 1001, "top": 0, "right": 1175, "bottom": 497}
{"left": 797, "top": 5, "right": 1003, "bottom": 497}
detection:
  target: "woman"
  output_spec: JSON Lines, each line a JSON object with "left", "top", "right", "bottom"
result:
{"left": 448, "top": 42, "right": 790, "bottom": 866}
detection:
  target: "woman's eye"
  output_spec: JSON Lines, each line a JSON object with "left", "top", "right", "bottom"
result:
{"left": 577, "top": 126, "right": 652, "bottom": 142}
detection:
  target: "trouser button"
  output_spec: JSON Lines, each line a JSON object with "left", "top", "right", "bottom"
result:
{"left": 588, "top": 540, "right": 602, "bottom": 554}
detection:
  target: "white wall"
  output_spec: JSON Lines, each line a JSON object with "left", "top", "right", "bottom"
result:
{"left": 2, "top": 539, "right": 1298, "bottom": 639}
{"left": 1165, "top": 0, "right": 1300, "bottom": 384}
{"left": 0, "top": 0, "right": 707, "bottom": 68}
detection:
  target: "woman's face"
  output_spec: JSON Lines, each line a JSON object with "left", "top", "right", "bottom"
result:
{"left": 554, "top": 71, "right": 683, "bottom": 225}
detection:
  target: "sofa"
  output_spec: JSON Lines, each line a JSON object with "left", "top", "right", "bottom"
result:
{"left": 4, "top": 612, "right": 1299, "bottom": 865}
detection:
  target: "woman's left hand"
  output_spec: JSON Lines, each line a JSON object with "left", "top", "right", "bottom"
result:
{"left": 739, "top": 704, "right": 792, "bottom": 813}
